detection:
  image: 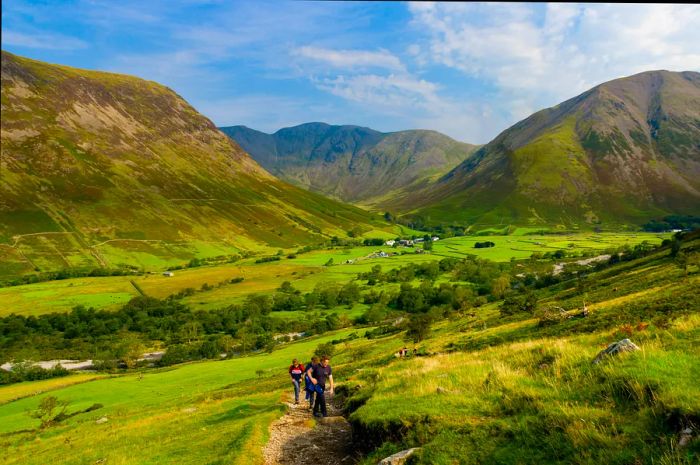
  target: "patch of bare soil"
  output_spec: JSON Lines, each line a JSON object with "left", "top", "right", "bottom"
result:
{"left": 263, "top": 393, "right": 356, "bottom": 465}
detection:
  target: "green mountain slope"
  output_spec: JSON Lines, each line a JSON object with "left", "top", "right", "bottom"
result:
{"left": 0, "top": 52, "right": 391, "bottom": 273}
{"left": 394, "top": 70, "right": 700, "bottom": 228}
{"left": 220, "top": 123, "right": 478, "bottom": 206}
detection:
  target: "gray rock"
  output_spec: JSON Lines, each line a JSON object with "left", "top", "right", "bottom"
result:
{"left": 593, "top": 338, "right": 640, "bottom": 364}
{"left": 95, "top": 416, "right": 108, "bottom": 424}
{"left": 679, "top": 427, "right": 694, "bottom": 447}
{"left": 378, "top": 447, "right": 420, "bottom": 465}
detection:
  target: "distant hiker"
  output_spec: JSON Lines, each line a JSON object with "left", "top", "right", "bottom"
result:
{"left": 304, "top": 356, "right": 319, "bottom": 409}
{"left": 289, "top": 358, "right": 305, "bottom": 404}
{"left": 308, "top": 355, "right": 334, "bottom": 418}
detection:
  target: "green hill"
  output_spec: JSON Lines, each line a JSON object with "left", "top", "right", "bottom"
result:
{"left": 220, "top": 123, "right": 479, "bottom": 207}
{"left": 0, "top": 227, "right": 697, "bottom": 464}
{"left": 392, "top": 70, "right": 700, "bottom": 228}
{"left": 0, "top": 52, "right": 394, "bottom": 276}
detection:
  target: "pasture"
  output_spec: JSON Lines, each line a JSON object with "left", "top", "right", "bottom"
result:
{"left": 0, "top": 232, "right": 669, "bottom": 317}
{"left": 0, "top": 328, "right": 384, "bottom": 465}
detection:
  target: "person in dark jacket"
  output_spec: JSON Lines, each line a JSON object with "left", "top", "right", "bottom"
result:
{"left": 308, "top": 355, "right": 334, "bottom": 417}
{"left": 304, "top": 356, "right": 319, "bottom": 409}
{"left": 289, "top": 359, "right": 305, "bottom": 404}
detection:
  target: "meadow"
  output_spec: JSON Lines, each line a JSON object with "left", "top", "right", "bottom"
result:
{"left": 0, "top": 328, "right": 381, "bottom": 465}
{"left": 0, "top": 231, "right": 696, "bottom": 465}
{"left": 0, "top": 232, "right": 668, "bottom": 317}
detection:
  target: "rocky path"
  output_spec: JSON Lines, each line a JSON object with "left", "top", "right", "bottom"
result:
{"left": 263, "top": 392, "right": 356, "bottom": 465}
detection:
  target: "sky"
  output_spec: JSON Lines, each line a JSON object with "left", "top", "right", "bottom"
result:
{"left": 3, "top": 1, "right": 700, "bottom": 144}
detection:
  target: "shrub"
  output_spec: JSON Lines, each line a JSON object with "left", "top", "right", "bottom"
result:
{"left": 26, "top": 395, "right": 70, "bottom": 429}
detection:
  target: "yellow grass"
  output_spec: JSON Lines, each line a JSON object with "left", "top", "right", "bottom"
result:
{"left": 0, "top": 373, "right": 106, "bottom": 405}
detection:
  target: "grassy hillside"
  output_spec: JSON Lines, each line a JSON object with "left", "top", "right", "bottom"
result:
{"left": 0, "top": 231, "right": 697, "bottom": 464}
{"left": 392, "top": 70, "right": 700, "bottom": 229}
{"left": 0, "top": 51, "right": 397, "bottom": 277}
{"left": 346, "top": 237, "right": 700, "bottom": 464}
{"left": 220, "top": 123, "right": 479, "bottom": 207}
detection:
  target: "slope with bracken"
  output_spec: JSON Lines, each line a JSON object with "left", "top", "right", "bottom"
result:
{"left": 0, "top": 51, "right": 390, "bottom": 275}
{"left": 220, "top": 123, "right": 478, "bottom": 207}
{"left": 392, "top": 70, "right": 700, "bottom": 228}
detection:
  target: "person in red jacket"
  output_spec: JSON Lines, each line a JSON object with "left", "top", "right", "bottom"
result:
{"left": 289, "top": 358, "right": 305, "bottom": 404}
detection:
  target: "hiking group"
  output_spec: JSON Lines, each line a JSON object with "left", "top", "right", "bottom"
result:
{"left": 288, "top": 356, "right": 334, "bottom": 418}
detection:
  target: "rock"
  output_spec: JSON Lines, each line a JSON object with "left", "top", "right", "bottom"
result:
{"left": 679, "top": 427, "right": 694, "bottom": 447}
{"left": 181, "top": 407, "right": 198, "bottom": 414}
{"left": 436, "top": 386, "right": 449, "bottom": 394}
{"left": 378, "top": 447, "right": 420, "bottom": 465}
{"left": 592, "top": 338, "right": 640, "bottom": 364}
{"left": 95, "top": 416, "right": 108, "bottom": 424}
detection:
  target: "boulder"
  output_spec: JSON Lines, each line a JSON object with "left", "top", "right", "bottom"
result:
{"left": 679, "top": 427, "right": 694, "bottom": 447}
{"left": 592, "top": 338, "right": 640, "bottom": 364}
{"left": 95, "top": 416, "right": 108, "bottom": 424}
{"left": 378, "top": 447, "right": 420, "bottom": 465}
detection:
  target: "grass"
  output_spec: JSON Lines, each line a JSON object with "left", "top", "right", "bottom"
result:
{"left": 0, "top": 233, "right": 667, "bottom": 316}
{"left": 0, "top": 235, "right": 697, "bottom": 465}
{"left": 0, "top": 328, "right": 363, "bottom": 465}
{"left": 341, "top": 239, "right": 700, "bottom": 465}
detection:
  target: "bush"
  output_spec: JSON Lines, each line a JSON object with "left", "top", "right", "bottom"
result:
{"left": 26, "top": 395, "right": 70, "bottom": 429}
{"left": 405, "top": 314, "right": 432, "bottom": 342}
{"left": 315, "top": 342, "right": 336, "bottom": 358}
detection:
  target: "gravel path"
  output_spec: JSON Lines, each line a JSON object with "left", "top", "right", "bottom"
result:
{"left": 263, "top": 392, "right": 356, "bottom": 465}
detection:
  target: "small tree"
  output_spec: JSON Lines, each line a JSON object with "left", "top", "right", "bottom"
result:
{"left": 491, "top": 275, "right": 511, "bottom": 299}
{"left": 405, "top": 314, "right": 432, "bottom": 343}
{"left": 26, "top": 396, "right": 69, "bottom": 429}
{"left": 315, "top": 342, "right": 336, "bottom": 358}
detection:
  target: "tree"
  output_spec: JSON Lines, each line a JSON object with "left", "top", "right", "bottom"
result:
{"left": 405, "top": 314, "right": 432, "bottom": 342}
{"left": 315, "top": 342, "right": 336, "bottom": 358}
{"left": 180, "top": 321, "right": 201, "bottom": 344}
{"left": 491, "top": 275, "right": 511, "bottom": 299}
{"left": 500, "top": 291, "right": 538, "bottom": 317}
{"left": 670, "top": 238, "right": 682, "bottom": 257}
{"left": 26, "top": 396, "right": 69, "bottom": 429}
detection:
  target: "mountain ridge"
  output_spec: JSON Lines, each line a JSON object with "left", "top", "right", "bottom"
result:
{"left": 390, "top": 69, "right": 700, "bottom": 228}
{"left": 0, "top": 51, "right": 391, "bottom": 274}
{"left": 220, "top": 123, "right": 479, "bottom": 206}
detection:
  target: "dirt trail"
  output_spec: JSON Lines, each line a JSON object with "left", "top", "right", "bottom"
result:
{"left": 263, "top": 392, "right": 356, "bottom": 465}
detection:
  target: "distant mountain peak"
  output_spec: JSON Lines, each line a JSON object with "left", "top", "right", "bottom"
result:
{"left": 220, "top": 123, "right": 479, "bottom": 206}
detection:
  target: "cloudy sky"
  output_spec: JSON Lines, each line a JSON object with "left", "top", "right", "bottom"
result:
{"left": 3, "top": 1, "right": 700, "bottom": 143}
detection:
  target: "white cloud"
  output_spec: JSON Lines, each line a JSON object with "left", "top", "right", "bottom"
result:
{"left": 294, "top": 46, "right": 404, "bottom": 71}
{"left": 3, "top": 30, "right": 88, "bottom": 50}
{"left": 316, "top": 73, "right": 438, "bottom": 109}
{"left": 408, "top": 3, "right": 700, "bottom": 125}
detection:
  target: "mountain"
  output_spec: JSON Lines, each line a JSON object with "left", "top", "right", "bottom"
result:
{"left": 392, "top": 70, "right": 700, "bottom": 228}
{"left": 220, "top": 123, "right": 478, "bottom": 206}
{"left": 0, "top": 51, "right": 390, "bottom": 273}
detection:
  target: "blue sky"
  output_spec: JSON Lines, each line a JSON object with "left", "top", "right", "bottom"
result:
{"left": 3, "top": 1, "right": 700, "bottom": 143}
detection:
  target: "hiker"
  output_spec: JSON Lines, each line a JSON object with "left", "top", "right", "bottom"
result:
{"left": 304, "top": 356, "right": 319, "bottom": 409}
{"left": 308, "top": 355, "right": 334, "bottom": 418}
{"left": 289, "top": 358, "right": 305, "bottom": 404}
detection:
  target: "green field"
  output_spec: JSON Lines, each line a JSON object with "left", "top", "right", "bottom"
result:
{"left": 0, "top": 232, "right": 668, "bottom": 316}
{"left": 0, "top": 328, "right": 380, "bottom": 465}
{"left": 0, "top": 233, "right": 697, "bottom": 465}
